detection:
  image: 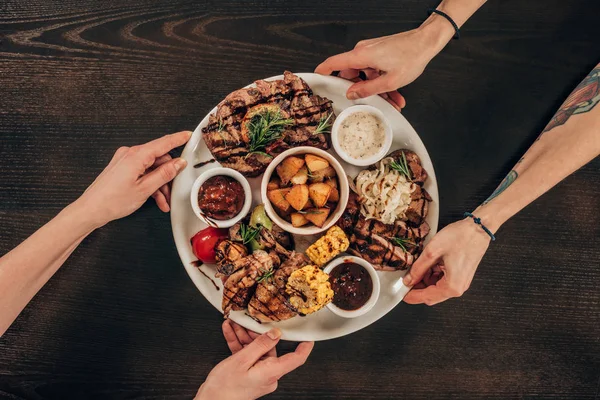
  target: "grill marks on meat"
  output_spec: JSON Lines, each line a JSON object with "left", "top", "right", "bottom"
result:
{"left": 338, "top": 147, "right": 433, "bottom": 271}
{"left": 247, "top": 252, "right": 309, "bottom": 322}
{"left": 405, "top": 185, "right": 432, "bottom": 226}
{"left": 215, "top": 240, "right": 248, "bottom": 277}
{"left": 222, "top": 251, "right": 280, "bottom": 317}
{"left": 202, "top": 71, "right": 335, "bottom": 177}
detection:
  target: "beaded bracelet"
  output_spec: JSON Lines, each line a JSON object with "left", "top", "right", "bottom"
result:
{"left": 428, "top": 9, "right": 461, "bottom": 39}
{"left": 464, "top": 212, "right": 496, "bottom": 241}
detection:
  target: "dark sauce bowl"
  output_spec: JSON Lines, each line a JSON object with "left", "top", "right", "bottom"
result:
{"left": 191, "top": 167, "right": 252, "bottom": 228}
{"left": 323, "top": 256, "right": 380, "bottom": 318}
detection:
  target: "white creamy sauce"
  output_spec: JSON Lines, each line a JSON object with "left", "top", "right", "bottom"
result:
{"left": 338, "top": 112, "right": 385, "bottom": 159}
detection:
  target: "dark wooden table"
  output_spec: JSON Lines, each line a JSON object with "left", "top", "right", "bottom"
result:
{"left": 1, "top": 1, "right": 599, "bottom": 399}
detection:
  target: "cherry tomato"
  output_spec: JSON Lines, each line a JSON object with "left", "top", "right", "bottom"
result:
{"left": 190, "top": 227, "right": 229, "bottom": 263}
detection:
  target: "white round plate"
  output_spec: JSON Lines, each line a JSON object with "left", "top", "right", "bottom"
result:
{"left": 171, "top": 73, "right": 439, "bottom": 342}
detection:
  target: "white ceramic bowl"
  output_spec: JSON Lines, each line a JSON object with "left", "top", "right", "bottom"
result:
{"left": 331, "top": 104, "right": 393, "bottom": 167}
{"left": 190, "top": 167, "right": 252, "bottom": 228}
{"left": 323, "top": 256, "right": 381, "bottom": 318}
{"left": 260, "top": 147, "right": 349, "bottom": 236}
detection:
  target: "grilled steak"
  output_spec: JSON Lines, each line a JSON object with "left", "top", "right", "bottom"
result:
{"left": 339, "top": 150, "right": 433, "bottom": 270}
{"left": 222, "top": 251, "right": 280, "bottom": 317}
{"left": 247, "top": 252, "right": 309, "bottom": 323}
{"left": 202, "top": 72, "right": 335, "bottom": 177}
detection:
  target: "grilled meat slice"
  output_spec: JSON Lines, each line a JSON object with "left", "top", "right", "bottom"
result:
{"left": 387, "top": 149, "right": 428, "bottom": 185}
{"left": 394, "top": 220, "right": 430, "bottom": 243}
{"left": 248, "top": 252, "right": 309, "bottom": 322}
{"left": 337, "top": 191, "right": 361, "bottom": 234}
{"left": 271, "top": 224, "right": 294, "bottom": 250}
{"left": 229, "top": 222, "right": 293, "bottom": 254}
{"left": 215, "top": 240, "right": 248, "bottom": 277}
{"left": 274, "top": 252, "right": 310, "bottom": 289}
{"left": 219, "top": 153, "right": 272, "bottom": 178}
{"left": 256, "top": 228, "right": 292, "bottom": 259}
{"left": 349, "top": 233, "right": 414, "bottom": 271}
{"left": 222, "top": 251, "right": 280, "bottom": 317}
{"left": 405, "top": 185, "right": 432, "bottom": 226}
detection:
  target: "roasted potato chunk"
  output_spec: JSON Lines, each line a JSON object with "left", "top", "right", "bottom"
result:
{"left": 267, "top": 177, "right": 281, "bottom": 191}
{"left": 309, "top": 166, "right": 336, "bottom": 182}
{"left": 304, "top": 207, "right": 330, "bottom": 228}
{"left": 291, "top": 212, "right": 310, "bottom": 227}
{"left": 290, "top": 166, "right": 308, "bottom": 185}
{"left": 309, "top": 183, "right": 332, "bottom": 208}
{"left": 267, "top": 188, "right": 292, "bottom": 213}
{"left": 276, "top": 156, "right": 305, "bottom": 185}
{"left": 285, "top": 184, "right": 309, "bottom": 211}
{"left": 305, "top": 154, "right": 329, "bottom": 172}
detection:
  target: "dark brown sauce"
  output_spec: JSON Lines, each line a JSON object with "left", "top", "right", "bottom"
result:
{"left": 198, "top": 175, "right": 244, "bottom": 220}
{"left": 329, "top": 262, "right": 373, "bottom": 311}
{"left": 193, "top": 158, "right": 216, "bottom": 168}
{"left": 192, "top": 260, "right": 220, "bottom": 291}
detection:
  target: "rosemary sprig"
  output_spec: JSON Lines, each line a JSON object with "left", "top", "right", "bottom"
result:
{"left": 239, "top": 223, "right": 261, "bottom": 245}
{"left": 313, "top": 113, "right": 333, "bottom": 135}
{"left": 256, "top": 267, "right": 275, "bottom": 283}
{"left": 217, "top": 119, "right": 225, "bottom": 132}
{"left": 297, "top": 209, "right": 326, "bottom": 215}
{"left": 391, "top": 237, "right": 415, "bottom": 252}
{"left": 245, "top": 110, "right": 293, "bottom": 158}
{"left": 389, "top": 151, "right": 412, "bottom": 181}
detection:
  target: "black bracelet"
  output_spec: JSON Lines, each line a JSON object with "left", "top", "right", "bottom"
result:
{"left": 464, "top": 212, "right": 496, "bottom": 241}
{"left": 428, "top": 9, "right": 461, "bottom": 40}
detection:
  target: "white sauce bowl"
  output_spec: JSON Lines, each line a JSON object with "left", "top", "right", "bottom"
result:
{"left": 331, "top": 104, "right": 393, "bottom": 167}
{"left": 323, "top": 256, "right": 381, "bottom": 319}
{"left": 190, "top": 167, "right": 252, "bottom": 228}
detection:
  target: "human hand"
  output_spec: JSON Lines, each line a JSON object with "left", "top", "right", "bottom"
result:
{"left": 402, "top": 218, "right": 491, "bottom": 305}
{"left": 75, "top": 131, "right": 191, "bottom": 228}
{"left": 195, "top": 320, "right": 314, "bottom": 400}
{"left": 315, "top": 25, "right": 451, "bottom": 110}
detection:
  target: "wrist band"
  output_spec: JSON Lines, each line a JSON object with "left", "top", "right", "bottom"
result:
{"left": 428, "top": 9, "right": 461, "bottom": 39}
{"left": 464, "top": 212, "right": 496, "bottom": 241}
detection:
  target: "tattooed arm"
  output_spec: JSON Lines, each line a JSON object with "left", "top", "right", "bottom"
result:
{"left": 402, "top": 63, "right": 600, "bottom": 305}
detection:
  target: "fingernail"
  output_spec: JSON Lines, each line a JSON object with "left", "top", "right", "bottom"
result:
{"left": 267, "top": 328, "right": 281, "bottom": 340}
{"left": 403, "top": 273, "right": 413, "bottom": 286}
{"left": 347, "top": 92, "right": 360, "bottom": 100}
{"left": 185, "top": 131, "right": 192, "bottom": 139}
{"left": 174, "top": 158, "right": 187, "bottom": 171}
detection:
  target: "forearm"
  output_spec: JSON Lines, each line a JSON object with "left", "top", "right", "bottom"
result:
{"left": 475, "top": 63, "right": 600, "bottom": 232}
{"left": 418, "top": 0, "right": 487, "bottom": 56}
{"left": 0, "top": 201, "right": 97, "bottom": 336}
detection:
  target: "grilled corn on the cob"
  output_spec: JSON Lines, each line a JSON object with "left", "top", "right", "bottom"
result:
{"left": 306, "top": 226, "right": 349, "bottom": 266}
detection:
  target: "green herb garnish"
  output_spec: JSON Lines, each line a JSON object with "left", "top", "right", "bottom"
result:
{"left": 297, "top": 209, "right": 325, "bottom": 215}
{"left": 389, "top": 151, "right": 412, "bottom": 181}
{"left": 256, "top": 267, "right": 275, "bottom": 283}
{"left": 391, "top": 237, "right": 415, "bottom": 252}
{"left": 245, "top": 110, "right": 293, "bottom": 158}
{"left": 239, "top": 223, "right": 261, "bottom": 245}
{"left": 313, "top": 113, "right": 333, "bottom": 135}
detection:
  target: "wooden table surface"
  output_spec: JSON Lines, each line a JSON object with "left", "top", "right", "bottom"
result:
{"left": 1, "top": 1, "right": 599, "bottom": 399}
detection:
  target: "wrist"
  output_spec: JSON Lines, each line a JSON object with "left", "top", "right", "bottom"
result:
{"left": 64, "top": 199, "right": 105, "bottom": 232}
{"left": 417, "top": 14, "right": 455, "bottom": 56}
{"left": 471, "top": 202, "right": 510, "bottom": 234}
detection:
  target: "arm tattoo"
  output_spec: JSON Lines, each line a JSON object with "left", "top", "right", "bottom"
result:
{"left": 541, "top": 63, "right": 600, "bottom": 134}
{"left": 483, "top": 170, "right": 518, "bottom": 205}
